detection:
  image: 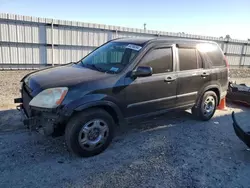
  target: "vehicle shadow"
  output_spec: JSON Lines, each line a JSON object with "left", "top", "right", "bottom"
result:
{"left": 0, "top": 109, "right": 25, "bottom": 132}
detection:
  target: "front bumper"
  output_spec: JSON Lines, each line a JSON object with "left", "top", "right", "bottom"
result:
{"left": 15, "top": 100, "right": 62, "bottom": 135}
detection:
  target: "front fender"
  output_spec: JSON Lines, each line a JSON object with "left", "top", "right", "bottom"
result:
{"left": 75, "top": 100, "right": 123, "bottom": 118}
{"left": 61, "top": 94, "right": 125, "bottom": 125}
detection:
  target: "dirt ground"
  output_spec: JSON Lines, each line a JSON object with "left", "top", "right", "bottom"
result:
{"left": 0, "top": 70, "right": 32, "bottom": 109}
{"left": 0, "top": 70, "right": 250, "bottom": 188}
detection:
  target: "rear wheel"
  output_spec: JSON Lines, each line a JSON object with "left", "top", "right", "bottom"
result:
{"left": 65, "top": 109, "right": 114, "bottom": 157}
{"left": 192, "top": 91, "right": 218, "bottom": 121}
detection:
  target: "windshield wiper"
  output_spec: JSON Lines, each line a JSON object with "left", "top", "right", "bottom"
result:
{"left": 81, "top": 63, "right": 118, "bottom": 74}
{"left": 105, "top": 69, "right": 117, "bottom": 74}
{"left": 83, "top": 64, "right": 106, "bottom": 72}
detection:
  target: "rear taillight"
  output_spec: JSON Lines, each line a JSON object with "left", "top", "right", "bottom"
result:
{"left": 224, "top": 55, "right": 229, "bottom": 68}
{"left": 224, "top": 55, "right": 230, "bottom": 79}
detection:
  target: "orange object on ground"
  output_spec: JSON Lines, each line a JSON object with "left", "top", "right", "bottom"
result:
{"left": 217, "top": 97, "right": 227, "bottom": 110}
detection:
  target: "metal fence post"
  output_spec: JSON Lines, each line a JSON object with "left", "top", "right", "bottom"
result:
{"left": 239, "top": 44, "right": 245, "bottom": 67}
{"left": 51, "top": 20, "right": 54, "bottom": 66}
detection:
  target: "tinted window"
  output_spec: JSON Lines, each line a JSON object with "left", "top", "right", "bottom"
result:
{"left": 140, "top": 48, "right": 173, "bottom": 74}
{"left": 197, "top": 51, "right": 203, "bottom": 68}
{"left": 179, "top": 48, "right": 198, "bottom": 71}
{"left": 197, "top": 43, "right": 224, "bottom": 67}
{"left": 207, "top": 45, "right": 224, "bottom": 66}
{"left": 79, "top": 42, "right": 142, "bottom": 73}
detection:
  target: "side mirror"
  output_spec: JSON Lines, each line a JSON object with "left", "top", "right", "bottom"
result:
{"left": 131, "top": 66, "right": 153, "bottom": 78}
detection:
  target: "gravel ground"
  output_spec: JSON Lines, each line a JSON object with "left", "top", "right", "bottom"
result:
{"left": 0, "top": 70, "right": 250, "bottom": 188}
{"left": 230, "top": 78, "right": 250, "bottom": 86}
{"left": 0, "top": 70, "right": 32, "bottom": 108}
{"left": 229, "top": 68, "right": 250, "bottom": 79}
{"left": 0, "top": 105, "right": 250, "bottom": 188}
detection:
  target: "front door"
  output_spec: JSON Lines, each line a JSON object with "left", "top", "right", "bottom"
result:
{"left": 124, "top": 46, "right": 177, "bottom": 118}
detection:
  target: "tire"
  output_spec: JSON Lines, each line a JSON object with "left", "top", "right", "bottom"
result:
{"left": 192, "top": 91, "right": 218, "bottom": 121}
{"left": 65, "top": 108, "right": 114, "bottom": 157}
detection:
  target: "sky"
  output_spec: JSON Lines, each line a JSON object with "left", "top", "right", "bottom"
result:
{"left": 0, "top": 0, "right": 250, "bottom": 40}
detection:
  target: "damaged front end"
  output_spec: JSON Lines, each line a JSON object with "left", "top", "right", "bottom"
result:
{"left": 14, "top": 81, "right": 68, "bottom": 136}
{"left": 232, "top": 112, "right": 250, "bottom": 148}
{"left": 15, "top": 101, "right": 64, "bottom": 136}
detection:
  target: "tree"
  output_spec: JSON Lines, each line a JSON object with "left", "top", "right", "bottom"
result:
{"left": 225, "top": 35, "right": 231, "bottom": 40}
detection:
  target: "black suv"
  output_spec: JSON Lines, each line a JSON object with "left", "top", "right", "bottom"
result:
{"left": 15, "top": 37, "right": 229, "bottom": 157}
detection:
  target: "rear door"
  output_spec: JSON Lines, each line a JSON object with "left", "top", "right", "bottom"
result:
{"left": 176, "top": 47, "right": 211, "bottom": 106}
{"left": 200, "top": 43, "right": 229, "bottom": 95}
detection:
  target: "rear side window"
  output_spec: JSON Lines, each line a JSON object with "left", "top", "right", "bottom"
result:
{"left": 140, "top": 48, "right": 173, "bottom": 74}
{"left": 206, "top": 45, "right": 224, "bottom": 67}
{"left": 179, "top": 48, "right": 200, "bottom": 71}
{"left": 197, "top": 43, "right": 225, "bottom": 67}
{"left": 197, "top": 51, "right": 203, "bottom": 68}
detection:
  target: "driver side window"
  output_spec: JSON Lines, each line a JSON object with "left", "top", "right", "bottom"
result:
{"left": 139, "top": 48, "right": 173, "bottom": 74}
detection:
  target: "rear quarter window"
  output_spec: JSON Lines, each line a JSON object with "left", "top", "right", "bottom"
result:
{"left": 198, "top": 43, "right": 225, "bottom": 67}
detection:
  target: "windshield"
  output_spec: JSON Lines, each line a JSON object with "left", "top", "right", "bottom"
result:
{"left": 78, "top": 42, "right": 143, "bottom": 73}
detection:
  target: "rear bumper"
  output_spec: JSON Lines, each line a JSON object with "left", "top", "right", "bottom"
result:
{"left": 15, "top": 99, "right": 63, "bottom": 135}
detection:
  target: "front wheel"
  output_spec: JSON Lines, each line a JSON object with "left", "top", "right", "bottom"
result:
{"left": 65, "top": 109, "right": 114, "bottom": 157}
{"left": 192, "top": 91, "right": 218, "bottom": 121}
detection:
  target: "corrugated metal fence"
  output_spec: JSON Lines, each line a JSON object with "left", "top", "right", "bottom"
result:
{"left": 0, "top": 13, "right": 250, "bottom": 69}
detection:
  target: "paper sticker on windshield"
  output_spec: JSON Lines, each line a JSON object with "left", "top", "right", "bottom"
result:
{"left": 126, "top": 44, "right": 142, "bottom": 51}
{"left": 110, "top": 67, "right": 119, "bottom": 72}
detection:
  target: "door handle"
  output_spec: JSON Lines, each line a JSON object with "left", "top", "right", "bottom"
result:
{"left": 164, "top": 76, "right": 176, "bottom": 82}
{"left": 201, "top": 72, "right": 210, "bottom": 78}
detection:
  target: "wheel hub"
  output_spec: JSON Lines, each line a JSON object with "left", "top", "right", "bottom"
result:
{"left": 88, "top": 128, "right": 100, "bottom": 141}
{"left": 203, "top": 96, "right": 215, "bottom": 116}
{"left": 78, "top": 119, "right": 109, "bottom": 151}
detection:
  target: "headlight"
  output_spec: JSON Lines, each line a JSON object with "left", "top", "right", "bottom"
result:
{"left": 29, "top": 87, "right": 68, "bottom": 108}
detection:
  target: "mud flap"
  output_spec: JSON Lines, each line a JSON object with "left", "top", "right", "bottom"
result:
{"left": 232, "top": 112, "right": 250, "bottom": 148}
